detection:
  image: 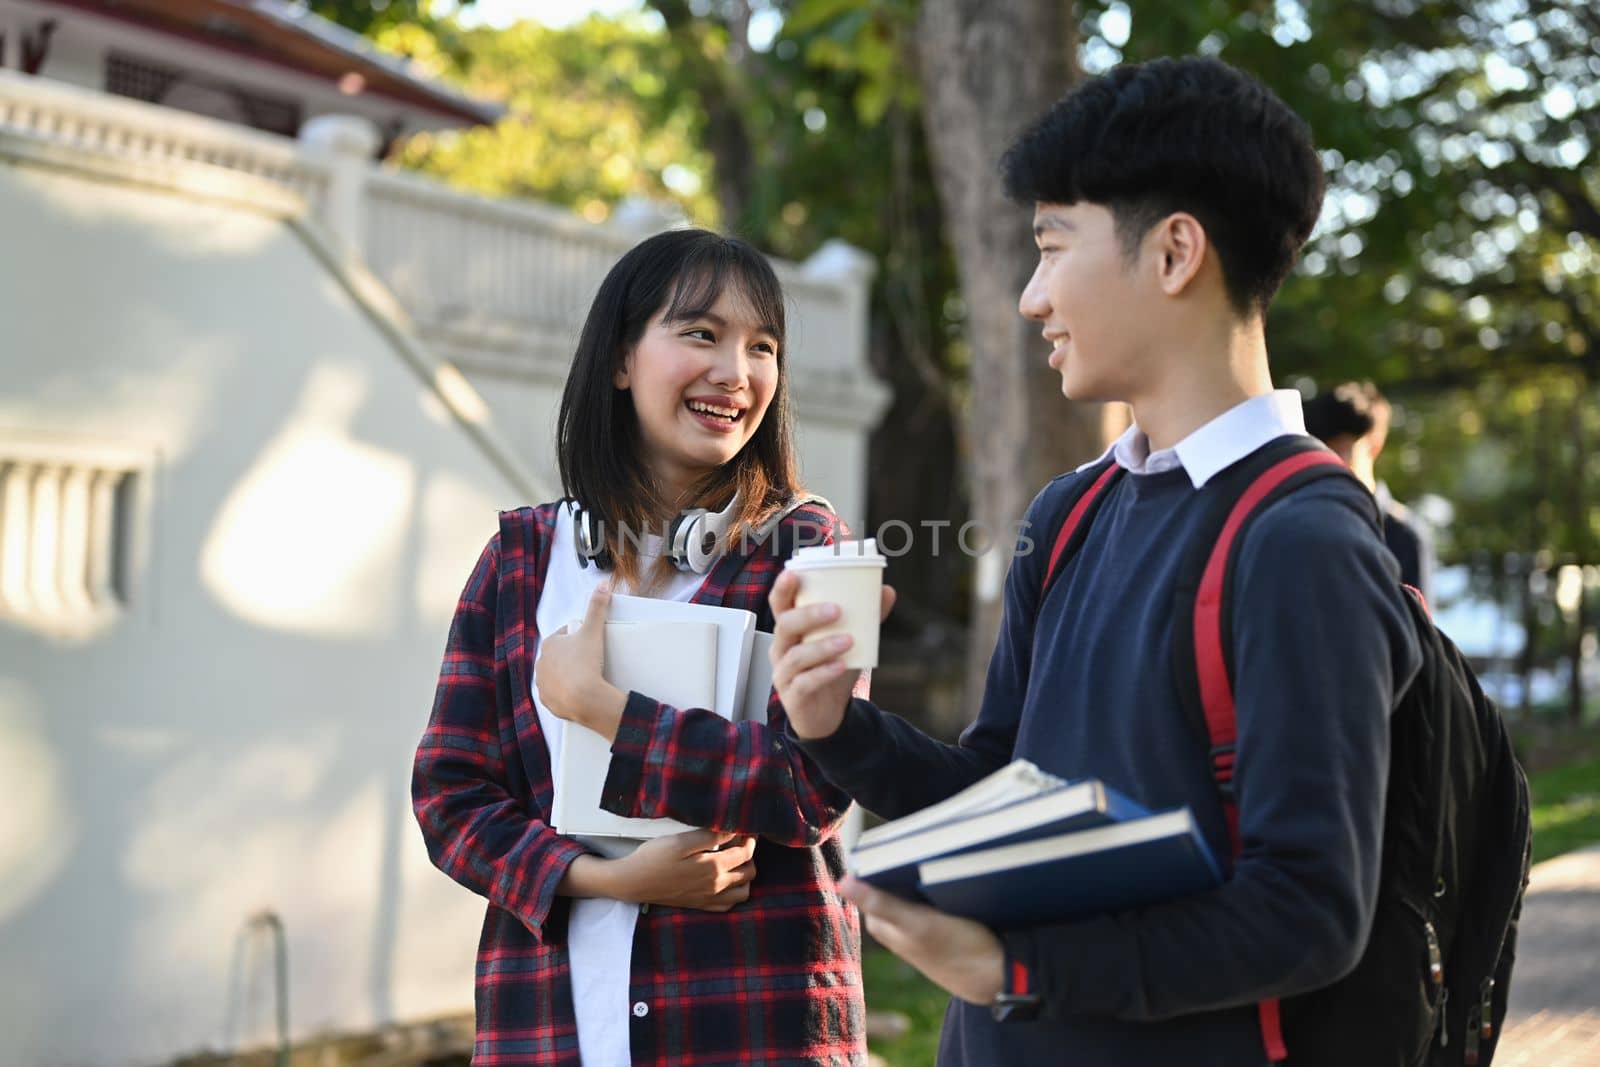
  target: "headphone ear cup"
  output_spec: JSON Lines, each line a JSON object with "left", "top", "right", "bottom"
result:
{"left": 573, "top": 503, "right": 613, "bottom": 571}
{"left": 668, "top": 509, "right": 710, "bottom": 573}
{"left": 686, "top": 516, "right": 721, "bottom": 574}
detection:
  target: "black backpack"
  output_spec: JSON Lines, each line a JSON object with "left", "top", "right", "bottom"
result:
{"left": 1040, "top": 435, "right": 1532, "bottom": 1067}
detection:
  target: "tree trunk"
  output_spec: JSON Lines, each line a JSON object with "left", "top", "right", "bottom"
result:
{"left": 914, "top": 1, "right": 1113, "bottom": 713}
{"left": 647, "top": 0, "right": 756, "bottom": 232}
{"left": 1569, "top": 387, "right": 1591, "bottom": 724}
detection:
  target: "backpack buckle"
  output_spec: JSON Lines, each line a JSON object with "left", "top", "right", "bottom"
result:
{"left": 1210, "top": 744, "right": 1237, "bottom": 797}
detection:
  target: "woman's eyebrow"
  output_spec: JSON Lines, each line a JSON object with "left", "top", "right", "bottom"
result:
{"left": 665, "top": 307, "right": 721, "bottom": 326}
{"left": 674, "top": 309, "right": 779, "bottom": 339}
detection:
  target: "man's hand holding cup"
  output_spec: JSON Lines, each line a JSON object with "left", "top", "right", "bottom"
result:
{"left": 769, "top": 539, "right": 896, "bottom": 740}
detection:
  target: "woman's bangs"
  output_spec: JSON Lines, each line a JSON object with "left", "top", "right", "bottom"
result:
{"left": 659, "top": 244, "right": 787, "bottom": 348}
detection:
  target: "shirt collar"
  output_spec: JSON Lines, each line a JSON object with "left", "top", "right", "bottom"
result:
{"left": 1077, "top": 389, "right": 1308, "bottom": 489}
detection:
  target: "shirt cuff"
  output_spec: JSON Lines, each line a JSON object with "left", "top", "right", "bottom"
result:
{"left": 1003, "top": 916, "right": 1136, "bottom": 1020}
{"left": 524, "top": 836, "right": 591, "bottom": 943}
{"left": 599, "top": 689, "right": 663, "bottom": 818}
{"left": 1002, "top": 934, "right": 1034, "bottom": 996}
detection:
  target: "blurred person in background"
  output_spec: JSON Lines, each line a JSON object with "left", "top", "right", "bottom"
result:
{"left": 1303, "top": 381, "right": 1434, "bottom": 599}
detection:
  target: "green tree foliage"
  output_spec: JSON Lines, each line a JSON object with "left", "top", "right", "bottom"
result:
{"left": 376, "top": 16, "right": 721, "bottom": 223}
{"left": 309, "top": 0, "right": 473, "bottom": 37}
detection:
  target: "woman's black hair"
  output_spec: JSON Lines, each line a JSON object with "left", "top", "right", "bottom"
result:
{"left": 556, "top": 228, "right": 802, "bottom": 587}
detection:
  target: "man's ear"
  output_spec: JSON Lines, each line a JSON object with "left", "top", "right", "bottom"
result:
{"left": 1152, "top": 213, "right": 1208, "bottom": 297}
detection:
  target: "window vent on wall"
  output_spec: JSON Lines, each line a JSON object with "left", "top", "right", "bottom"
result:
{"left": 0, "top": 447, "right": 146, "bottom": 631}
{"left": 104, "top": 51, "right": 182, "bottom": 105}
{"left": 105, "top": 50, "right": 303, "bottom": 137}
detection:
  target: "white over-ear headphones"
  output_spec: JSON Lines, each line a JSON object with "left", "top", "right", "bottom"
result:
{"left": 570, "top": 493, "right": 832, "bottom": 575}
{"left": 665, "top": 496, "right": 741, "bottom": 575}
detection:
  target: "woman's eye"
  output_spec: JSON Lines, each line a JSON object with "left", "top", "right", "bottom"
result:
{"left": 752, "top": 342, "right": 777, "bottom": 357}
{"left": 685, "top": 328, "right": 715, "bottom": 342}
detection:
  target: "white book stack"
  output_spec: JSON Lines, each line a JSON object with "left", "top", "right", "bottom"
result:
{"left": 550, "top": 594, "right": 777, "bottom": 850}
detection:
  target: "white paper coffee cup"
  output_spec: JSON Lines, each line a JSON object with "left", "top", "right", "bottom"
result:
{"left": 785, "top": 538, "right": 886, "bottom": 670}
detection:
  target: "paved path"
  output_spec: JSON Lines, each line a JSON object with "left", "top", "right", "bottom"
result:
{"left": 1496, "top": 845, "right": 1600, "bottom": 1066}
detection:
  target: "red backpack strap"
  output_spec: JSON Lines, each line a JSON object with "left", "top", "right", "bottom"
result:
{"left": 1177, "top": 439, "right": 1358, "bottom": 1063}
{"left": 1040, "top": 459, "right": 1124, "bottom": 600}
{"left": 1193, "top": 449, "right": 1349, "bottom": 812}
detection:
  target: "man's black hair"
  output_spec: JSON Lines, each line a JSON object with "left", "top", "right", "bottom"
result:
{"left": 1001, "top": 56, "right": 1326, "bottom": 317}
{"left": 1303, "top": 381, "right": 1381, "bottom": 443}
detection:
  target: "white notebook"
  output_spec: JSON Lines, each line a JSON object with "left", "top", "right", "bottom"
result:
{"left": 607, "top": 594, "right": 758, "bottom": 720}
{"left": 551, "top": 595, "right": 760, "bottom": 843}
{"left": 553, "top": 620, "right": 719, "bottom": 840}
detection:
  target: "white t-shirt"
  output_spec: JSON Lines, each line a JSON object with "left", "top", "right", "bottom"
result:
{"left": 531, "top": 503, "right": 706, "bottom": 1067}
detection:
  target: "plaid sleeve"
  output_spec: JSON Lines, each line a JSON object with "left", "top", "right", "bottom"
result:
{"left": 412, "top": 534, "right": 587, "bottom": 940}
{"left": 599, "top": 511, "right": 863, "bottom": 846}
{"left": 599, "top": 688, "right": 858, "bottom": 847}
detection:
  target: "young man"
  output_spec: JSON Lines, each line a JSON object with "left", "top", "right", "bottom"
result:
{"left": 768, "top": 57, "right": 1423, "bottom": 1065}
{"left": 1303, "top": 380, "right": 1435, "bottom": 597}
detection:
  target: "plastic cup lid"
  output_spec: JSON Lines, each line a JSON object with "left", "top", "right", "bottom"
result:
{"left": 786, "top": 538, "right": 886, "bottom": 567}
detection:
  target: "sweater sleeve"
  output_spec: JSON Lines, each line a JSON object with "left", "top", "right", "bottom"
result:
{"left": 412, "top": 533, "right": 588, "bottom": 940}
{"left": 791, "top": 482, "right": 1074, "bottom": 819}
{"left": 1006, "top": 481, "right": 1424, "bottom": 1022}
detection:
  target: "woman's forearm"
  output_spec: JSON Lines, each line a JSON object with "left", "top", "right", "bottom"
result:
{"left": 557, "top": 853, "right": 631, "bottom": 900}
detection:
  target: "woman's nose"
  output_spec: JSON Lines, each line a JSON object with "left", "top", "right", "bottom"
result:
{"left": 706, "top": 344, "right": 750, "bottom": 388}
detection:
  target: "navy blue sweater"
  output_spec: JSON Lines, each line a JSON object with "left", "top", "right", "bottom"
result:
{"left": 797, "top": 460, "right": 1423, "bottom": 1066}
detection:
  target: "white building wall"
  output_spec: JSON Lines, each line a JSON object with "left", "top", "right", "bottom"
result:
{"left": 0, "top": 154, "right": 514, "bottom": 1067}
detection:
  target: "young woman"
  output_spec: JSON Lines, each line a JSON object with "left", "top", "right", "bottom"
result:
{"left": 413, "top": 229, "right": 866, "bottom": 1066}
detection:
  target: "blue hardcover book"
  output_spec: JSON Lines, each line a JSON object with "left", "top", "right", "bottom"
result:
{"left": 916, "top": 808, "right": 1222, "bottom": 928}
{"left": 850, "top": 778, "right": 1149, "bottom": 896}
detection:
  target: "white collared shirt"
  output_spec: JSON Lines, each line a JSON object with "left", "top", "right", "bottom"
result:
{"left": 1081, "top": 390, "right": 1308, "bottom": 488}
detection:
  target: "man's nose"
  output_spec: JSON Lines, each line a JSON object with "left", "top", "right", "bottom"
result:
{"left": 1019, "top": 262, "right": 1050, "bottom": 320}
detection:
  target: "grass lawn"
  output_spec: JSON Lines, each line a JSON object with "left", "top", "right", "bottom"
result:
{"left": 861, "top": 741, "right": 1600, "bottom": 1065}
{"left": 863, "top": 948, "right": 946, "bottom": 1067}
{"left": 1527, "top": 753, "right": 1600, "bottom": 864}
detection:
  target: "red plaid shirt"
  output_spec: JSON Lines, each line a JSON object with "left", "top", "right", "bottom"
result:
{"left": 413, "top": 502, "right": 867, "bottom": 1066}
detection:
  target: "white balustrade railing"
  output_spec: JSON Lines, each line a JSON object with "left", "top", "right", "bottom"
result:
{"left": 0, "top": 67, "right": 881, "bottom": 392}
{"left": 364, "top": 167, "right": 634, "bottom": 336}
{"left": 363, "top": 166, "right": 873, "bottom": 378}
{"left": 0, "top": 68, "right": 329, "bottom": 206}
